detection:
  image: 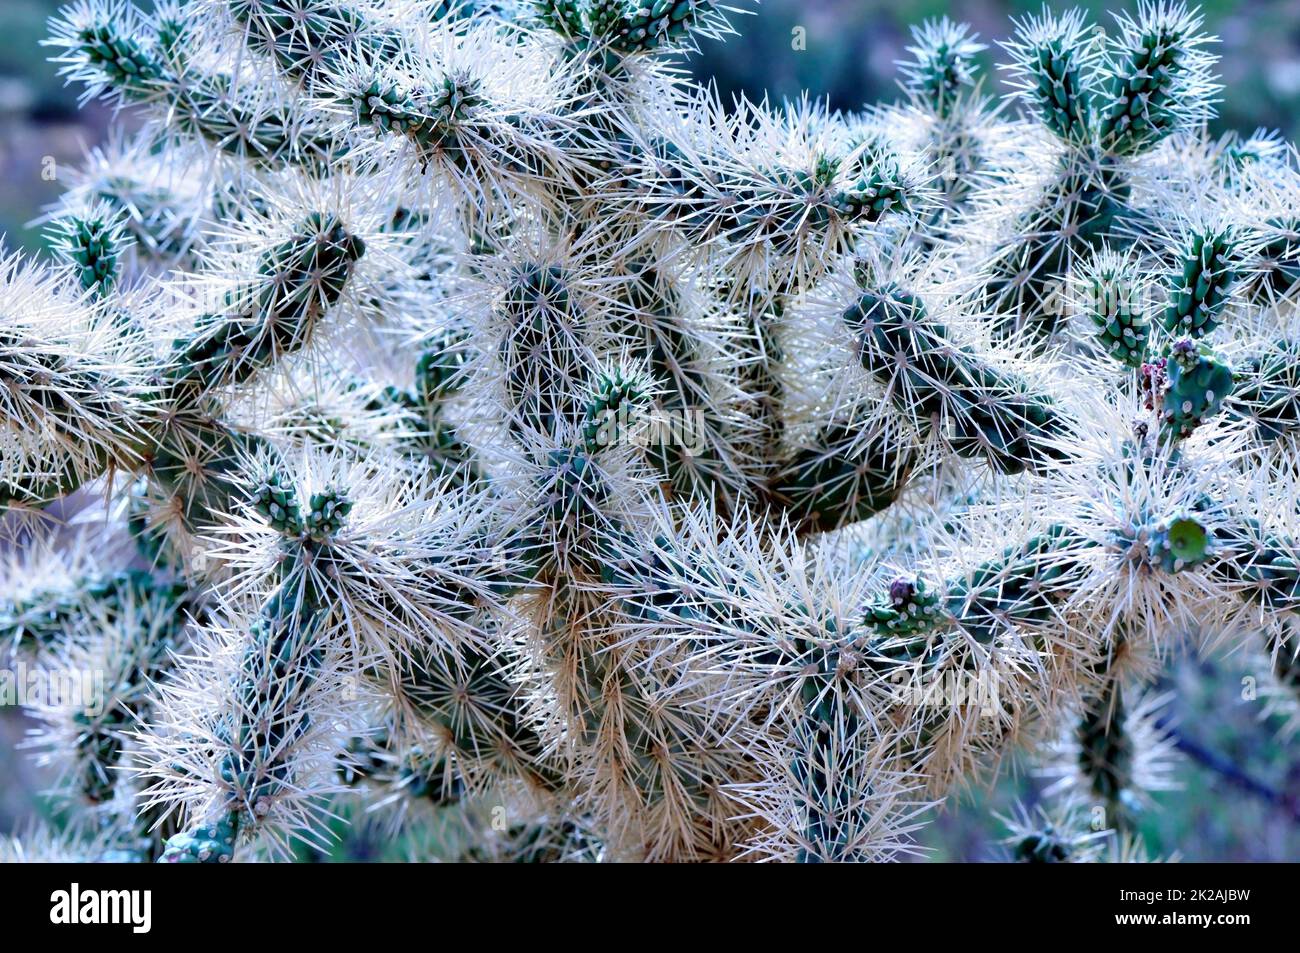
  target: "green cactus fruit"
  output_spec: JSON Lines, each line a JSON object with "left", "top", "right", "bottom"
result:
{"left": 1158, "top": 338, "right": 1234, "bottom": 441}
{"left": 1148, "top": 512, "right": 1212, "bottom": 573}
{"left": 866, "top": 576, "right": 947, "bottom": 638}
{"left": 160, "top": 813, "right": 240, "bottom": 863}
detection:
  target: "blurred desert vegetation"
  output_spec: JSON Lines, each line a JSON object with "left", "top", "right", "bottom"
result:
{"left": 690, "top": 0, "right": 1300, "bottom": 137}
{"left": 2, "top": 0, "right": 1299, "bottom": 860}
{"left": 4, "top": 0, "right": 1299, "bottom": 254}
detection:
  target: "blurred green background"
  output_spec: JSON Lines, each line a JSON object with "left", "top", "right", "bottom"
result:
{"left": 2, "top": 0, "right": 1298, "bottom": 860}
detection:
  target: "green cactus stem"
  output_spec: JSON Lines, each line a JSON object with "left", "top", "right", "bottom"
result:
{"left": 1080, "top": 251, "right": 1149, "bottom": 368}
{"left": 1096, "top": 8, "right": 1213, "bottom": 157}
{"left": 166, "top": 213, "right": 365, "bottom": 391}
{"left": 378, "top": 640, "right": 565, "bottom": 793}
{"left": 58, "top": 9, "right": 343, "bottom": 167}
{"left": 945, "top": 525, "right": 1088, "bottom": 645}
{"left": 1161, "top": 227, "right": 1240, "bottom": 339}
{"left": 845, "top": 286, "right": 1074, "bottom": 474}
{"left": 160, "top": 481, "right": 352, "bottom": 862}
{"left": 590, "top": 0, "right": 724, "bottom": 54}
{"left": 228, "top": 0, "right": 404, "bottom": 88}
{"left": 1212, "top": 518, "right": 1300, "bottom": 616}
{"left": 1, "top": 569, "right": 157, "bottom": 654}
{"left": 1075, "top": 680, "right": 1138, "bottom": 830}
{"left": 899, "top": 18, "right": 984, "bottom": 120}
{"left": 1226, "top": 339, "right": 1300, "bottom": 442}
{"left": 1020, "top": 25, "right": 1094, "bottom": 143}
{"left": 770, "top": 421, "right": 917, "bottom": 534}
{"left": 47, "top": 205, "right": 128, "bottom": 298}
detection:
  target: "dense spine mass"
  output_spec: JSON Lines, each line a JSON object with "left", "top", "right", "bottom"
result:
{"left": 1, "top": 0, "right": 1298, "bottom": 865}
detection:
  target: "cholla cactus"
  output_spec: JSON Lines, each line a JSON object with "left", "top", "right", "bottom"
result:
{"left": 2, "top": 0, "right": 1299, "bottom": 863}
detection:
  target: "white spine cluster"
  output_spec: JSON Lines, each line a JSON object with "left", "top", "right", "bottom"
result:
{"left": 1, "top": 0, "right": 1298, "bottom": 863}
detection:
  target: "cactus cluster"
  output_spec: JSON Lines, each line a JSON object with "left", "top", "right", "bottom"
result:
{"left": 2, "top": 0, "right": 1299, "bottom": 863}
